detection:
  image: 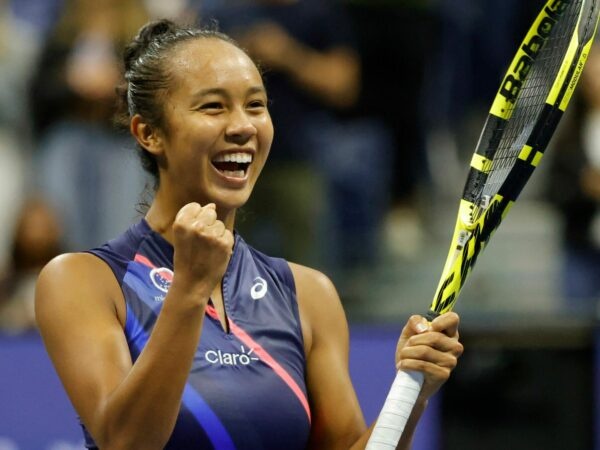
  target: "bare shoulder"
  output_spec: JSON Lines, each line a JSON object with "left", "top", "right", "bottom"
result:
{"left": 36, "top": 252, "right": 124, "bottom": 329}
{"left": 288, "top": 262, "right": 339, "bottom": 300}
{"left": 288, "top": 262, "right": 349, "bottom": 353}
{"left": 37, "top": 252, "right": 118, "bottom": 304}
{"left": 35, "top": 253, "right": 133, "bottom": 434}
{"left": 38, "top": 252, "right": 111, "bottom": 282}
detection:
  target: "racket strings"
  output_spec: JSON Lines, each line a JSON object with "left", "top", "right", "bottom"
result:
{"left": 471, "top": 0, "right": 583, "bottom": 221}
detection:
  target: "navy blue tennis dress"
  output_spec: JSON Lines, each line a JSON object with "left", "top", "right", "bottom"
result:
{"left": 84, "top": 219, "right": 311, "bottom": 449}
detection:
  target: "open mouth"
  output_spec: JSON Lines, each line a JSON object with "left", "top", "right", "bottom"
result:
{"left": 211, "top": 152, "right": 253, "bottom": 179}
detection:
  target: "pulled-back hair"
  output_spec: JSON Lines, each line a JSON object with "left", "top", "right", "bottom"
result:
{"left": 115, "top": 19, "right": 247, "bottom": 187}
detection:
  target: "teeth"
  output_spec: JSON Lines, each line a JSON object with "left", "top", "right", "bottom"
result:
{"left": 213, "top": 152, "right": 253, "bottom": 163}
{"left": 223, "top": 170, "right": 246, "bottom": 178}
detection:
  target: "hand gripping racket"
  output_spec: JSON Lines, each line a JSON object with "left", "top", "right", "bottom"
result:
{"left": 366, "top": 1, "right": 600, "bottom": 448}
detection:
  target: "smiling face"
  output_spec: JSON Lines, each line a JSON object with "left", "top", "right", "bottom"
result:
{"left": 152, "top": 37, "right": 274, "bottom": 216}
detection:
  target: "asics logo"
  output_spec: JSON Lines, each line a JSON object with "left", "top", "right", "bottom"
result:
{"left": 250, "top": 277, "right": 268, "bottom": 300}
{"left": 205, "top": 345, "right": 259, "bottom": 366}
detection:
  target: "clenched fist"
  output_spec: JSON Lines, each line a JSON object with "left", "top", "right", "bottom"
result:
{"left": 171, "top": 203, "right": 234, "bottom": 302}
{"left": 395, "top": 312, "right": 463, "bottom": 401}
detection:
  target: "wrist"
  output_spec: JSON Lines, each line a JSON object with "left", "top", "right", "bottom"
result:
{"left": 166, "top": 276, "right": 213, "bottom": 308}
{"left": 414, "top": 395, "right": 429, "bottom": 412}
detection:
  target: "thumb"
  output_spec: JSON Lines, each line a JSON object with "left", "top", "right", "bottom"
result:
{"left": 396, "top": 315, "right": 430, "bottom": 367}
{"left": 401, "top": 315, "right": 431, "bottom": 339}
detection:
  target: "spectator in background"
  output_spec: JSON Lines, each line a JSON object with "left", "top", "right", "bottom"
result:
{"left": 0, "top": 198, "right": 62, "bottom": 334}
{"left": 198, "top": 0, "right": 394, "bottom": 291}
{"left": 0, "top": 0, "right": 41, "bottom": 270}
{"left": 29, "top": 0, "right": 150, "bottom": 252}
{"left": 143, "top": 0, "right": 196, "bottom": 21}
{"left": 7, "top": 0, "right": 63, "bottom": 39}
{"left": 344, "top": 0, "right": 437, "bottom": 258}
{"left": 547, "top": 45, "right": 600, "bottom": 312}
{"left": 421, "top": 0, "right": 530, "bottom": 184}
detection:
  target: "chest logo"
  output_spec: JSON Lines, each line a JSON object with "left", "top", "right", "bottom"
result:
{"left": 150, "top": 267, "right": 173, "bottom": 293}
{"left": 205, "top": 345, "right": 259, "bottom": 366}
{"left": 250, "top": 277, "right": 268, "bottom": 300}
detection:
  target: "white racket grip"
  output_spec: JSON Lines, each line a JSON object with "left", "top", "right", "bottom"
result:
{"left": 366, "top": 369, "right": 424, "bottom": 450}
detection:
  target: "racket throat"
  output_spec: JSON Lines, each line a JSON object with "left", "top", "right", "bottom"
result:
{"left": 425, "top": 310, "right": 440, "bottom": 322}
{"left": 456, "top": 230, "right": 472, "bottom": 249}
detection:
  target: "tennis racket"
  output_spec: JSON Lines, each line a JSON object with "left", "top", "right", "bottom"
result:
{"left": 366, "top": 0, "right": 600, "bottom": 448}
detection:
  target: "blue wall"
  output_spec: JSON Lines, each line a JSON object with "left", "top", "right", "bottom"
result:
{"left": 0, "top": 333, "right": 83, "bottom": 448}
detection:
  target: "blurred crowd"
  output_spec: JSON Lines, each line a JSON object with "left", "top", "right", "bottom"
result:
{"left": 0, "top": 0, "right": 598, "bottom": 334}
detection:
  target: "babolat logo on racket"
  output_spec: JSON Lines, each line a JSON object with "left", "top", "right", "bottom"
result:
{"left": 500, "top": 0, "right": 569, "bottom": 103}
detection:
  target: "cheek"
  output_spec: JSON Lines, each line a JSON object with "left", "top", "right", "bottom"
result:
{"left": 173, "top": 126, "right": 219, "bottom": 164}
{"left": 187, "top": 117, "right": 221, "bottom": 144}
{"left": 259, "top": 117, "right": 275, "bottom": 152}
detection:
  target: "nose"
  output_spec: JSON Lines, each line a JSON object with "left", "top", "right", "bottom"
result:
{"left": 225, "top": 108, "right": 257, "bottom": 144}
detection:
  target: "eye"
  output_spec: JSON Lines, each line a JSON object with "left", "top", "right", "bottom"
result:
{"left": 198, "top": 102, "right": 224, "bottom": 112}
{"left": 247, "top": 99, "right": 267, "bottom": 110}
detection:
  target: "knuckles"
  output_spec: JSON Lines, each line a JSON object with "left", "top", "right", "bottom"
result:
{"left": 454, "top": 341, "right": 465, "bottom": 358}
{"left": 403, "top": 360, "right": 451, "bottom": 381}
{"left": 407, "top": 331, "right": 444, "bottom": 347}
{"left": 407, "top": 314, "right": 425, "bottom": 327}
{"left": 401, "top": 336, "right": 463, "bottom": 369}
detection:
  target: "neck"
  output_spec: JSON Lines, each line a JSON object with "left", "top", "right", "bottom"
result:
{"left": 145, "top": 188, "right": 236, "bottom": 244}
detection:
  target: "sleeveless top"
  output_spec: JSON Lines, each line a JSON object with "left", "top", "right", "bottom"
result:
{"left": 84, "top": 219, "right": 311, "bottom": 449}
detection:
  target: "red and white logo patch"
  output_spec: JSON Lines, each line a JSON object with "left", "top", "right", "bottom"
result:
{"left": 150, "top": 267, "right": 173, "bottom": 293}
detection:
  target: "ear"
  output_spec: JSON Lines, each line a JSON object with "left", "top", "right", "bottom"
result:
{"left": 130, "top": 114, "right": 164, "bottom": 156}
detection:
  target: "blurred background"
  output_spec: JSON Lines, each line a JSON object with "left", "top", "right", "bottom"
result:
{"left": 0, "top": 0, "right": 598, "bottom": 448}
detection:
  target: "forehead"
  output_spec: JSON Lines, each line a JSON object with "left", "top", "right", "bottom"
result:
{"left": 168, "top": 38, "right": 263, "bottom": 93}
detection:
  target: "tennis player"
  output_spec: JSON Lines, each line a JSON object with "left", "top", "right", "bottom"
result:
{"left": 35, "top": 20, "right": 463, "bottom": 450}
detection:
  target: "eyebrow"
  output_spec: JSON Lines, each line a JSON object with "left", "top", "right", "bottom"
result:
{"left": 191, "top": 86, "right": 267, "bottom": 99}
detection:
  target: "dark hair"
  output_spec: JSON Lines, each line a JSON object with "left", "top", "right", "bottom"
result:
{"left": 115, "top": 19, "right": 248, "bottom": 188}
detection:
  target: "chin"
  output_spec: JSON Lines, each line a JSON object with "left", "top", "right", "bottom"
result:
{"left": 212, "top": 190, "right": 253, "bottom": 212}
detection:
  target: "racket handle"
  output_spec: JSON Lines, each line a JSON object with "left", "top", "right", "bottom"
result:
{"left": 366, "top": 369, "right": 424, "bottom": 450}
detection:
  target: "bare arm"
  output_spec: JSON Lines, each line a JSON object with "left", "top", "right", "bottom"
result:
{"left": 239, "top": 22, "right": 360, "bottom": 109}
{"left": 392, "top": 313, "right": 463, "bottom": 449}
{"left": 291, "top": 263, "right": 463, "bottom": 450}
{"left": 35, "top": 203, "right": 233, "bottom": 449}
{"left": 291, "top": 263, "right": 366, "bottom": 449}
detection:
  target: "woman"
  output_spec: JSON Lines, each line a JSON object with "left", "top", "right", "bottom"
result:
{"left": 35, "top": 20, "right": 463, "bottom": 449}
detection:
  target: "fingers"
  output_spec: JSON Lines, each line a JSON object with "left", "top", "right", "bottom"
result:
{"left": 174, "top": 203, "right": 224, "bottom": 235}
{"left": 429, "top": 311, "right": 460, "bottom": 338}
{"left": 401, "top": 315, "right": 431, "bottom": 339}
{"left": 398, "top": 341, "right": 462, "bottom": 371}
{"left": 193, "top": 204, "right": 218, "bottom": 228}
{"left": 171, "top": 203, "right": 234, "bottom": 296}
{"left": 397, "top": 333, "right": 463, "bottom": 374}
{"left": 175, "top": 202, "right": 204, "bottom": 223}
{"left": 399, "top": 359, "right": 454, "bottom": 385}
{"left": 403, "top": 313, "right": 463, "bottom": 357}
{"left": 222, "top": 229, "right": 235, "bottom": 251}
{"left": 396, "top": 312, "right": 463, "bottom": 375}
{"left": 176, "top": 202, "right": 217, "bottom": 227}
{"left": 399, "top": 312, "right": 460, "bottom": 344}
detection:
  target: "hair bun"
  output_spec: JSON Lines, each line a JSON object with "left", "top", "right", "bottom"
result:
{"left": 123, "top": 19, "right": 179, "bottom": 72}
